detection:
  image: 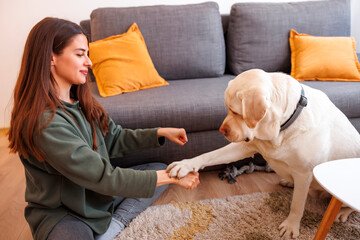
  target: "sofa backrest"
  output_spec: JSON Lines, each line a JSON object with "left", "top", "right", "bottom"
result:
{"left": 81, "top": 0, "right": 351, "bottom": 78}
{"left": 81, "top": 15, "right": 230, "bottom": 43}
{"left": 84, "top": 2, "right": 225, "bottom": 80}
{"left": 226, "top": 0, "right": 351, "bottom": 75}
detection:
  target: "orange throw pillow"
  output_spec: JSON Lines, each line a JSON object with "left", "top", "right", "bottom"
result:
{"left": 289, "top": 29, "right": 360, "bottom": 81}
{"left": 89, "top": 23, "right": 168, "bottom": 97}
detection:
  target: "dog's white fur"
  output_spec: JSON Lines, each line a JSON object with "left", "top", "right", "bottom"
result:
{"left": 167, "top": 69, "right": 360, "bottom": 239}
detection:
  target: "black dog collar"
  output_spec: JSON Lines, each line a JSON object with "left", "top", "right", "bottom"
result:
{"left": 280, "top": 86, "right": 307, "bottom": 132}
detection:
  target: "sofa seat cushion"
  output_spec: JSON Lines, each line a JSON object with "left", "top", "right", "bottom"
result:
{"left": 90, "top": 2, "right": 225, "bottom": 80}
{"left": 302, "top": 81, "right": 360, "bottom": 118}
{"left": 90, "top": 76, "right": 360, "bottom": 133}
{"left": 226, "top": 0, "right": 350, "bottom": 75}
{"left": 90, "top": 75, "right": 234, "bottom": 133}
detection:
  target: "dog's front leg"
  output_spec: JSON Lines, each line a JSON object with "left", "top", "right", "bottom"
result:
{"left": 279, "top": 172, "right": 313, "bottom": 239}
{"left": 167, "top": 142, "right": 256, "bottom": 178}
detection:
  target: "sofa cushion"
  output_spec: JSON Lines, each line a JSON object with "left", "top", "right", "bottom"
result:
{"left": 89, "top": 23, "right": 168, "bottom": 97}
{"left": 89, "top": 76, "right": 360, "bottom": 134}
{"left": 302, "top": 81, "right": 360, "bottom": 118}
{"left": 90, "top": 2, "right": 225, "bottom": 80}
{"left": 226, "top": 0, "right": 350, "bottom": 75}
{"left": 289, "top": 29, "right": 360, "bottom": 82}
{"left": 90, "top": 75, "right": 234, "bottom": 133}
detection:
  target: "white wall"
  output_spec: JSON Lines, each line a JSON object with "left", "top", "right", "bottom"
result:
{"left": 0, "top": 0, "right": 359, "bottom": 128}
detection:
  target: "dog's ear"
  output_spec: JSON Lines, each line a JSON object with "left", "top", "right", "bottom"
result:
{"left": 240, "top": 88, "right": 270, "bottom": 129}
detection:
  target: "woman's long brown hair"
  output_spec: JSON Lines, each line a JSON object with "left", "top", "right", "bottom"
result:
{"left": 8, "top": 17, "right": 109, "bottom": 162}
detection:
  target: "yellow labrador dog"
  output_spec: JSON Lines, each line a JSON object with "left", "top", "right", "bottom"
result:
{"left": 167, "top": 69, "right": 360, "bottom": 239}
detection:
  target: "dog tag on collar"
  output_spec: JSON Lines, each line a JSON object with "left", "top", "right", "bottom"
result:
{"left": 299, "top": 91, "right": 307, "bottom": 107}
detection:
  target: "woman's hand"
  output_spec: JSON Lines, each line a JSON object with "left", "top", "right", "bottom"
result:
{"left": 156, "top": 170, "right": 200, "bottom": 190}
{"left": 174, "top": 171, "right": 200, "bottom": 190}
{"left": 157, "top": 128, "right": 188, "bottom": 146}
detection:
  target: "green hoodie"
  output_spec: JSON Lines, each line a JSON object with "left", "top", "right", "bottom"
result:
{"left": 20, "top": 101, "right": 164, "bottom": 240}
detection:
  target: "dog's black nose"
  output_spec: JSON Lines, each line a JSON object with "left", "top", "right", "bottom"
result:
{"left": 219, "top": 126, "right": 228, "bottom": 136}
{"left": 245, "top": 138, "right": 249, "bottom": 142}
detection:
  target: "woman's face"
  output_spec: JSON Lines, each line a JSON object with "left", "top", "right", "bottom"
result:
{"left": 50, "top": 34, "right": 92, "bottom": 88}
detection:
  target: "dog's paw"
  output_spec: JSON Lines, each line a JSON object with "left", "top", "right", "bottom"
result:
{"left": 335, "top": 207, "right": 354, "bottom": 222}
{"left": 167, "top": 160, "right": 198, "bottom": 178}
{"left": 279, "top": 218, "right": 300, "bottom": 239}
{"left": 279, "top": 179, "right": 294, "bottom": 188}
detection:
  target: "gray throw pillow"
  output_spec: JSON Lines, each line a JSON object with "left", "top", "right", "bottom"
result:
{"left": 90, "top": 2, "right": 225, "bottom": 80}
{"left": 226, "top": 0, "right": 350, "bottom": 75}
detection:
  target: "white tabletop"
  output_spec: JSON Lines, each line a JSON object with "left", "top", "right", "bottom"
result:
{"left": 313, "top": 158, "right": 360, "bottom": 211}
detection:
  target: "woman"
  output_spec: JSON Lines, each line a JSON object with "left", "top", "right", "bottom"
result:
{"left": 8, "top": 17, "right": 200, "bottom": 240}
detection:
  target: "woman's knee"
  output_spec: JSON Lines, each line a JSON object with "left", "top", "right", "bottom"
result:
{"left": 47, "top": 215, "right": 94, "bottom": 240}
{"left": 131, "top": 162, "right": 167, "bottom": 171}
{"left": 149, "top": 162, "right": 167, "bottom": 170}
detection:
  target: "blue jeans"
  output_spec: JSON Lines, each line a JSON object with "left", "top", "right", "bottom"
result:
{"left": 111, "top": 162, "right": 168, "bottom": 227}
{"left": 47, "top": 162, "right": 167, "bottom": 240}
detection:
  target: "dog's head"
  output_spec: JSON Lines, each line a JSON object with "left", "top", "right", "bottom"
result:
{"left": 220, "top": 69, "right": 283, "bottom": 143}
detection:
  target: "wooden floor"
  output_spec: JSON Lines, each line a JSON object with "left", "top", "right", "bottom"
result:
{"left": 0, "top": 131, "right": 284, "bottom": 240}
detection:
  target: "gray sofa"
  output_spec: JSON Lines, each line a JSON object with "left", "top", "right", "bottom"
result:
{"left": 80, "top": 0, "right": 360, "bottom": 169}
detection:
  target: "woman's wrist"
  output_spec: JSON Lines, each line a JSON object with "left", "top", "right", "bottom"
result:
{"left": 157, "top": 128, "right": 165, "bottom": 137}
{"left": 156, "top": 170, "right": 177, "bottom": 186}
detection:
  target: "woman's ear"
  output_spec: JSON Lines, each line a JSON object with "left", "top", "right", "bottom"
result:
{"left": 50, "top": 53, "right": 56, "bottom": 66}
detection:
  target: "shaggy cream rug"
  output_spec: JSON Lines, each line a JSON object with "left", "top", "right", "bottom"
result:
{"left": 115, "top": 190, "right": 360, "bottom": 240}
